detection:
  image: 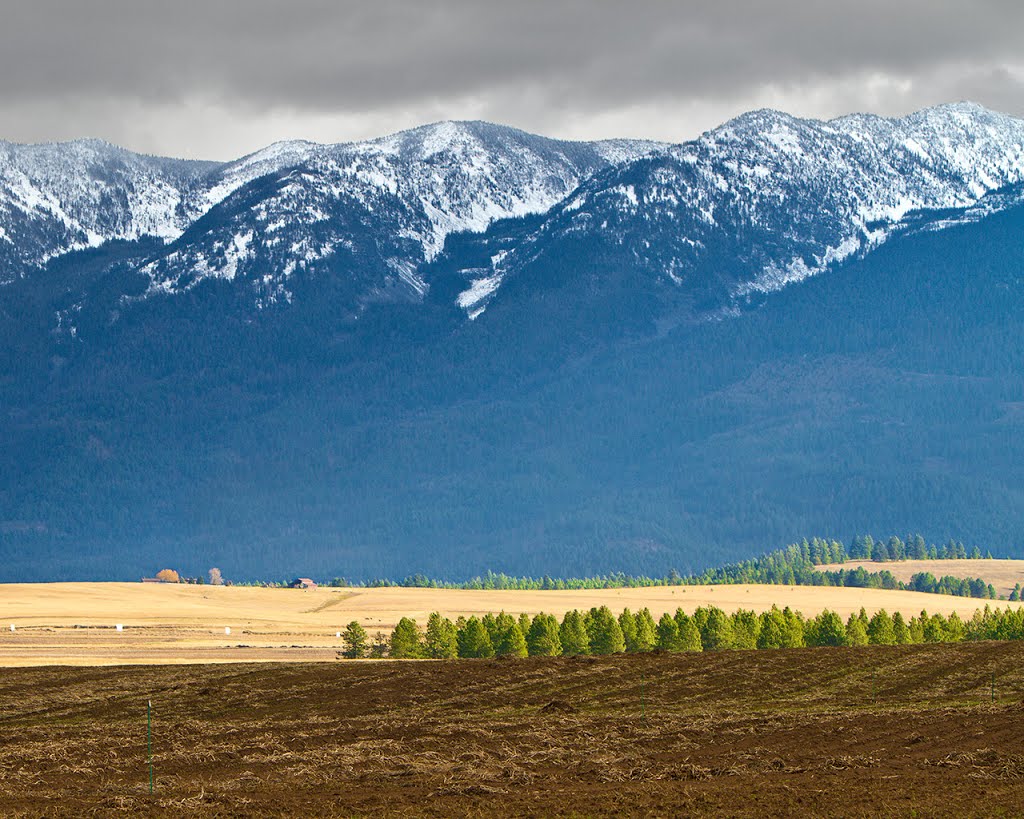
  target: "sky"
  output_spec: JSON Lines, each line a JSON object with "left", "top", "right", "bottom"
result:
{"left": 3, "top": 1, "right": 1024, "bottom": 160}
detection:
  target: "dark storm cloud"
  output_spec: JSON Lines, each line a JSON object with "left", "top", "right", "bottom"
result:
{"left": 3, "top": 1, "right": 1023, "bottom": 157}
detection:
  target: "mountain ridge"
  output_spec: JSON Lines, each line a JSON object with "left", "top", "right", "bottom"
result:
{"left": 4, "top": 103, "right": 1024, "bottom": 581}
{"left": 5, "top": 103, "right": 1024, "bottom": 320}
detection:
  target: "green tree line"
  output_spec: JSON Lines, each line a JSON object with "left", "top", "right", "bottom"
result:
{"left": 323, "top": 535, "right": 999, "bottom": 600}
{"left": 339, "top": 602, "right": 1024, "bottom": 659}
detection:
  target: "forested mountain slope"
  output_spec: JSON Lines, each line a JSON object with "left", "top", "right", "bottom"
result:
{"left": 2, "top": 106, "right": 1024, "bottom": 580}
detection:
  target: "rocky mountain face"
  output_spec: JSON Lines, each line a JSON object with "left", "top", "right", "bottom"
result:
{"left": 3, "top": 104, "right": 1024, "bottom": 581}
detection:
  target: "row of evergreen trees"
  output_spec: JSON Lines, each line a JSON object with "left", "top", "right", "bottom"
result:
{"left": 670, "top": 537, "right": 996, "bottom": 598}
{"left": 338, "top": 603, "right": 1024, "bottom": 659}
{"left": 325, "top": 535, "right": 1000, "bottom": 600}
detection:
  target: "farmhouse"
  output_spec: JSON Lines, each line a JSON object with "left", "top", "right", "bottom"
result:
{"left": 289, "top": 577, "right": 318, "bottom": 589}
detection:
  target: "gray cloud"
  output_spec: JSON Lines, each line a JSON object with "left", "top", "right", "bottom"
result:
{"left": 2, "top": 1, "right": 1023, "bottom": 158}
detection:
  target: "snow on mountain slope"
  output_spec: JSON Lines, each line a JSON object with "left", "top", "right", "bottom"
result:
{"left": 5, "top": 104, "right": 1024, "bottom": 325}
{"left": 455, "top": 103, "right": 1024, "bottom": 317}
{"left": 0, "top": 123, "right": 664, "bottom": 300}
{"left": 358, "top": 121, "right": 664, "bottom": 258}
{"left": 137, "top": 122, "right": 666, "bottom": 308}
{"left": 0, "top": 139, "right": 217, "bottom": 280}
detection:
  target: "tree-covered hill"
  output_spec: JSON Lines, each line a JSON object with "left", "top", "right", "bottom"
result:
{"left": 3, "top": 120, "right": 1024, "bottom": 581}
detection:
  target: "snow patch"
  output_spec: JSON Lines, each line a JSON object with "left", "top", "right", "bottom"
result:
{"left": 903, "top": 138, "right": 931, "bottom": 162}
{"left": 457, "top": 274, "right": 502, "bottom": 315}
{"left": 611, "top": 185, "right": 639, "bottom": 206}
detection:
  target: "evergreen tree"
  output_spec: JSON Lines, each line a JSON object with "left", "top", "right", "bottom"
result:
{"left": 913, "top": 535, "right": 928, "bottom": 560}
{"left": 923, "top": 613, "right": 949, "bottom": 643}
{"left": 808, "top": 610, "right": 847, "bottom": 647}
{"left": 526, "top": 613, "right": 562, "bottom": 656}
{"left": 700, "top": 606, "right": 735, "bottom": 651}
{"left": 863, "top": 535, "right": 876, "bottom": 559}
{"left": 677, "top": 613, "right": 703, "bottom": 652}
{"left": 892, "top": 611, "right": 912, "bottom": 645}
{"left": 782, "top": 607, "right": 805, "bottom": 647}
{"left": 495, "top": 620, "right": 529, "bottom": 657}
{"left": 491, "top": 612, "right": 525, "bottom": 657}
{"left": 633, "top": 608, "right": 658, "bottom": 652}
{"left": 494, "top": 612, "right": 517, "bottom": 636}
{"left": 908, "top": 612, "right": 925, "bottom": 644}
{"left": 424, "top": 612, "right": 458, "bottom": 659}
{"left": 560, "top": 610, "right": 591, "bottom": 655}
{"left": 866, "top": 610, "right": 895, "bottom": 645}
{"left": 757, "top": 607, "right": 788, "bottom": 649}
{"left": 846, "top": 614, "right": 869, "bottom": 646}
{"left": 518, "top": 612, "right": 532, "bottom": 636}
{"left": 691, "top": 606, "right": 710, "bottom": 637}
{"left": 341, "top": 620, "right": 369, "bottom": 659}
{"left": 889, "top": 536, "right": 905, "bottom": 561}
{"left": 458, "top": 616, "right": 494, "bottom": 658}
{"left": 481, "top": 613, "right": 500, "bottom": 644}
{"left": 946, "top": 611, "right": 966, "bottom": 642}
{"left": 619, "top": 608, "right": 640, "bottom": 652}
{"left": 589, "top": 606, "right": 625, "bottom": 654}
{"left": 731, "top": 609, "right": 760, "bottom": 650}
{"left": 389, "top": 617, "right": 423, "bottom": 658}
{"left": 656, "top": 612, "right": 681, "bottom": 651}
{"left": 584, "top": 608, "right": 599, "bottom": 646}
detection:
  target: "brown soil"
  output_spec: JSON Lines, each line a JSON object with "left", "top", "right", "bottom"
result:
{"left": 3, "top": 643, "right": 1024, "bottom": 816}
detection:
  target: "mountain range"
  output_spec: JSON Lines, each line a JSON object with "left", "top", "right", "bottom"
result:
{"left": 2, "top": 102, "right": 1024, "bottom": 581}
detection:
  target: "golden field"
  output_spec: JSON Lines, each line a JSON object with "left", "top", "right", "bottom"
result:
{"left": 1, "top": 580, "right": 1022, "bottom": 666}
{"left": 815, "top": 558, "right": 1024, "bottom": 597}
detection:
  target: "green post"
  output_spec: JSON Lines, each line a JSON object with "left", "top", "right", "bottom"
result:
{"left": 147, "top": 699, "right": 153, "bottom": 794}
{"left": 641, "top": 672, "right": 646, "bottom": 724}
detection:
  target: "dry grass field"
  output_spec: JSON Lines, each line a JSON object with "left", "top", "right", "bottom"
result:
{"left": 2, "top": 582, "right": 1023, "bottom": 666}
{"left": 815, "top": 558, "right": 1024, "bottom": 597}
{"left": 2, "top": 643, "right": 1024, "bottom": 816}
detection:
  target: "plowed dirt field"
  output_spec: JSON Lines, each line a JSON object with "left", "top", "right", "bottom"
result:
{"left": 2, "top": 642, "right": 1024, "bottom": 816}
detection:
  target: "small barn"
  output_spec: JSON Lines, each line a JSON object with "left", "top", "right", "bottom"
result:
{"left": 289, "top": 577, "right": 317, "bottom": 589}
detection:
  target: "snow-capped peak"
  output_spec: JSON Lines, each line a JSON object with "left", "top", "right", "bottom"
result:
{"left": 5, "top": 103, "right": 1024, "bottom": 327}
{"left": 453, "top": 102, "right": 1024, "bottom": 317}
